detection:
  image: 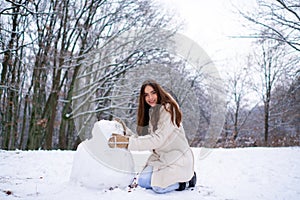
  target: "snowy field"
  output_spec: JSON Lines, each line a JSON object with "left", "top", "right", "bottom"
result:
{"left": 1, "top": 147, "right": 300, "bottom": 200}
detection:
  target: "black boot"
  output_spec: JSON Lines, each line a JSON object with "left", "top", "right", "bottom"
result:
{"left": 176, "top": 182, "right": 186, "bottom": 191}
{"left": 188, "top": 172, "right": 197, "bottom": 188}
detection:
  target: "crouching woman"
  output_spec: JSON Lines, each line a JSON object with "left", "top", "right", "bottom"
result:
{"left": 108, "top": 80, "right": 196, "bottom": 193}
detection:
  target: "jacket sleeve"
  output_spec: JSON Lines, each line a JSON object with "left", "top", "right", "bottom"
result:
{"left": 128, "top": 106, "right": 177, "bottom": 151}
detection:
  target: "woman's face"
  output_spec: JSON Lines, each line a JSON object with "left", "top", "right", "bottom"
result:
{"left": 144, "top": 85, "right": 158, "bottom": 107}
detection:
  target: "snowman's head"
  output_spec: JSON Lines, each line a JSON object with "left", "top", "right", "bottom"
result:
{"left": 93, "top": 120, "right": 124, "bottom": 140}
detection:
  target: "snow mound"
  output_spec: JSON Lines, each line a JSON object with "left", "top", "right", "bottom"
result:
{"left": 70, "top": 120, "right": 135, "bottom": 189}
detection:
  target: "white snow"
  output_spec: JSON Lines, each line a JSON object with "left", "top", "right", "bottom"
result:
{"left": 1, "top": 120, "right": 300, "bottom": 200}
{"left": 1, "top": 147, "right": 300, "bottom": 200}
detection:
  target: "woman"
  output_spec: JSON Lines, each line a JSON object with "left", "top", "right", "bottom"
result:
{"left": 108, "top": 79, "right": 196, "bottom": 193}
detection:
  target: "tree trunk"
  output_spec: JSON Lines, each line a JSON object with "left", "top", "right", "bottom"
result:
{"left": 264, "top": 101, "right": 269, "bottom": 145}
{"left": 59, "top": 66, "right": 81, "bottom": 149}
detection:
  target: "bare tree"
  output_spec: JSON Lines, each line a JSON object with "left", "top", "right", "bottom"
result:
{"left": 237, "top": 0, "right": 300, "bottom": 52}
{"left": 252, "top": 41, "right": 297, "bottom": 145}
{"left": 232, "top": 0, "right": 300, "bottom": 147}
{"left": 66, "top": 2, "right": 182, "bottom": 147}
{"left": 224, "top": 56, "right": 256, "bottom": 142}
{"left": 267, "top": 72, "right": 300, "bottom": 146}
{"left": 0, "top": 0, "right": 37, "bottom": 150}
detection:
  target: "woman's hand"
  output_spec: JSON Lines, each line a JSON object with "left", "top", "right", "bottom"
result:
{"left": 108, "top": 133, "right": 129, "bottom": 149}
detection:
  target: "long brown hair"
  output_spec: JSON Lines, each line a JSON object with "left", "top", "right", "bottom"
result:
{"left": 136, "top": 79, "right": 182, "bottom": 135}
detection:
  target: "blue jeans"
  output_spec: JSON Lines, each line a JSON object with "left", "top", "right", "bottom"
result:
{"left": 138, "top": 165, "right": 179, "bottom": 194}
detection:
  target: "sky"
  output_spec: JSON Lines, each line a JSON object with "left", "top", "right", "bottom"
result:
{"left": 157, "top": 0, "right": 258, "bottom": 73}
{"left": 156, "top": 0, "right": 263, "bottom": 106}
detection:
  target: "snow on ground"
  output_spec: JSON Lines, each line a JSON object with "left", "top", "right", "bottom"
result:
{"left": 1, "top": 147, "right": 300, "bottom": 200}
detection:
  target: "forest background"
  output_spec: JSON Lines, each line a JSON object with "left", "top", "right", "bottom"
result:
{"left": 0, "top": 0, "right": 299, "bottom": 150}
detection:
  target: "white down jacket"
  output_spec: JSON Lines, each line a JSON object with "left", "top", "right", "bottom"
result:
{"left": 128, "top": 104, "right": 194, "bottom": 188}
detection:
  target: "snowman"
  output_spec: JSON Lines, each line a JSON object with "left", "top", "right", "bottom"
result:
{"left": 70, "top": 120, "right": 135, "bottom": 189}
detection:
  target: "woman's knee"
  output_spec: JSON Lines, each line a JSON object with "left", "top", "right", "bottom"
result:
{"left": 138, "top": 166, "right": 153, "bottom": 189}
{"left": 138, "top": 174, "right": 151, "bottom": 189}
